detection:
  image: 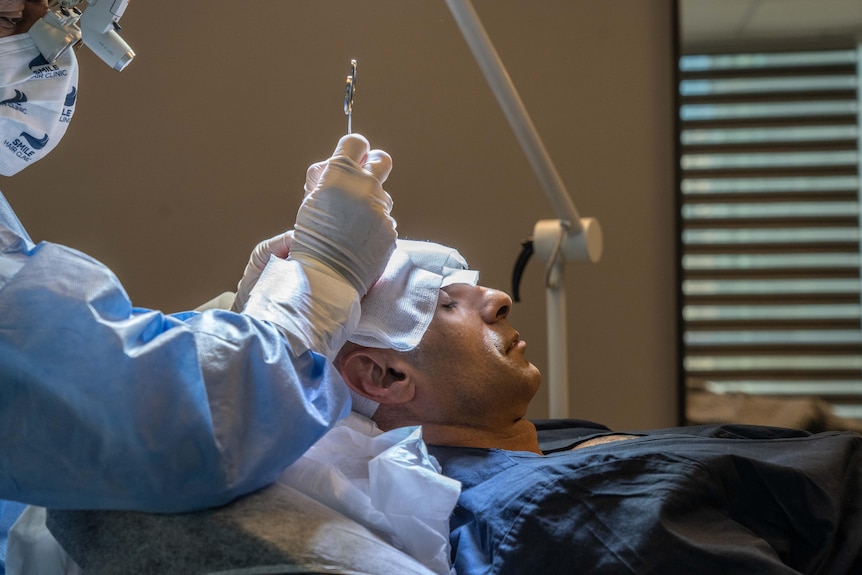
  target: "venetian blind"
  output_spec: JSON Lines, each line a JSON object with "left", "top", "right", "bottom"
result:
{"left": 679, "top": 46, "right": 862, "bottom": 421}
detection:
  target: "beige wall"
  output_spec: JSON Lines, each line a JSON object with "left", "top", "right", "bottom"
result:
{"left": 3, "top": 1, "right": 679, "bottom": 429}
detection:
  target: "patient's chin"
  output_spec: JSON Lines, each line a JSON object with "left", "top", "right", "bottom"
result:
{"left": 526, "top": 365, "right": 542, "bottom": 394}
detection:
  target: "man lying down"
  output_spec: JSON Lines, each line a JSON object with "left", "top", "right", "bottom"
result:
{"left": 334, "top": 239, "right": 862, "bottom": 574}
{"left": 14, "top": 239, "right": 862, "bottom": 574}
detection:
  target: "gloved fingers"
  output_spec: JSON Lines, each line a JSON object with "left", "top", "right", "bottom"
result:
{"left": 304, "top": 161, "right": 327, "bottom": 197}
{"left": 364, "top": 149, "right": 393, "bottom": 184}
{"left": 233, "top": 231, "right": 294, "bottom": 312}
{"left": 272, "top": 229, "right": 293, "bottom": 258}
{"left": 289, "top": 133, "right": 396, "bottom": 295}
{"left": 252, "top": 230, "right": 293, "bottom": 268}
{"left": 304, "top": 134, "right": 374, "bottom": 196}
{"left": 331, "top": 133, "right": 371, "bottom": 166}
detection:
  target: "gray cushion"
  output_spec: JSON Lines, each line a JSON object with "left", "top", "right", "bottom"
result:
{"left": 47, "top": 482, "right": 436, "bottom": 575}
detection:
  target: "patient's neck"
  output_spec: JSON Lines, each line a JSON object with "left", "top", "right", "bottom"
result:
{"left": 429, "top": 420, "right": 542, "bottom": 453}
{"left": 379, "top": 415, "right": 542, "bottom": 454}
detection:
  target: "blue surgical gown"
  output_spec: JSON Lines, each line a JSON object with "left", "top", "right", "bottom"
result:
{"left": 0, "top": 190, "right": 350, "bottom": 515}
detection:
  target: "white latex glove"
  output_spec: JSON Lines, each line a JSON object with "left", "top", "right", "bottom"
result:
{"left": 240, "top": 134, "right": 396, "bottom": 359}
{"left": 231, "top": 230, "right": 293, "bottom": 312}
{"left": 290, "top": 133, "right": 396, "bottom": 296}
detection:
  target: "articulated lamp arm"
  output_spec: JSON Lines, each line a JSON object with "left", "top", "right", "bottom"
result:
{"left": 445, "top": 0, "right": 603, "bottom": 418}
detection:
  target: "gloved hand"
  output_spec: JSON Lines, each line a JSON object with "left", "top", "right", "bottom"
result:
{"left": 290, "top": 133, "right": 396, "bottom": 296}
{"left": 231, "top": 230, "right": 293, "bottom": 312}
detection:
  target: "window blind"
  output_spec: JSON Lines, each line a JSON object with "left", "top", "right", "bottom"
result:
{"left": 679, "top": 46, "right": 862, "bottom": 421}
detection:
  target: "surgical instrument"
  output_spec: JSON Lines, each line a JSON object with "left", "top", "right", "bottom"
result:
{"left": 344, "top": 59, "right": 357, "bottom": 134}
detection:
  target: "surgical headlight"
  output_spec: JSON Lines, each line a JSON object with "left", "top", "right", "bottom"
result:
{"left": 30, "top": 0, "right": 135, "bottom": 72}
{"left": 28, "top": 4, "right": 82, "bottom": 63}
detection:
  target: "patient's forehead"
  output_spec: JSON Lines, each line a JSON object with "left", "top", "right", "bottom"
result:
{"left": 440, "top": 283, "right": 476, "bottom": 294}
{"left": 436, "top": 282, "right": 485, "bottom": 303}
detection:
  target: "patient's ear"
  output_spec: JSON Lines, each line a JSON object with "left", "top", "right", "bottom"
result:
{"left": 338, "top": 348, "right": 415, "bottom": 405}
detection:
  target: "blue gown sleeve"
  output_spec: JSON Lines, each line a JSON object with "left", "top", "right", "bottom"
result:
{"left": 0, "top": 194, "right": 351, "bottom": 513}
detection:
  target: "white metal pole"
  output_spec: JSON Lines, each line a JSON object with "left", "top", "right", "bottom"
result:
{"left": 546, "top": 262, "right": 569, "bottom": 418}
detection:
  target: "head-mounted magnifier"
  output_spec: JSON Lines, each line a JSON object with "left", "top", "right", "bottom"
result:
{"left": 30, "top": 0, "right": 135, "bottom": 72}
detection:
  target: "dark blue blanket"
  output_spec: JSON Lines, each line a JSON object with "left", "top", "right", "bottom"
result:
{"left": 430, "top": 423, "right": 862, "bottom": 574}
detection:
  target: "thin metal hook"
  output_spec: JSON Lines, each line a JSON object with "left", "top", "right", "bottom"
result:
{"left": 344, "top": 59, "right": 357, "bottom": 134}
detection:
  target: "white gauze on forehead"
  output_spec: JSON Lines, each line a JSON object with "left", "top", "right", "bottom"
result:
{"left": 349, "top": 239, "right": 479, "bottom": 352}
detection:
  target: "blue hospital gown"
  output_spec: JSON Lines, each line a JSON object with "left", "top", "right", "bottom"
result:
{"left": 0, "top": 189, "right": 350, "bottom": 532}
{"left": 431, "top": 421, "right": 862, "bottom": 574}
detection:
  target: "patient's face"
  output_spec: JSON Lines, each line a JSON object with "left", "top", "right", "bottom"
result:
{"left": 408, "top": 283, "right": 541, "bottom": 425}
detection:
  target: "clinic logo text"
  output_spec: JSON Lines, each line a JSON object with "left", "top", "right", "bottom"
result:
{"left": 3, "top": 131, "right": 49, "bottom": 163}
{"left": 61, "top": 86, "right": 77, "bottom": 123}
{"left": 29, "top": 54, "right": 67, "bottom": 79}
{"left": 0, "top": 90, "right": 27, "bottom": 113}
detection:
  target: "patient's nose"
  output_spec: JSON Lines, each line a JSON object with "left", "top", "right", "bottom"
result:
{"left": 482, "top": 288, "right": 512, "bottom": 322}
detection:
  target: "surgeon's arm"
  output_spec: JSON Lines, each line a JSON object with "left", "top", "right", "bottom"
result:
{"left": 0, "top": 276, "right": 345, "bottom": 512}
{"left": 0, "top": 135, "right": 396, "bottom": 513}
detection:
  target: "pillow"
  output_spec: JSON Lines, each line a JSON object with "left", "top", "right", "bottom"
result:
{"left": 47, "top": 480, "right": 436, "bottom": 575}
{"left": 41, "top": 414, "right": 458, "bottom": 575}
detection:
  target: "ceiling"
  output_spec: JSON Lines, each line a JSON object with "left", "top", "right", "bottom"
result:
{"left": 680, "top": 0, "right": 862, "bottom": 49}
